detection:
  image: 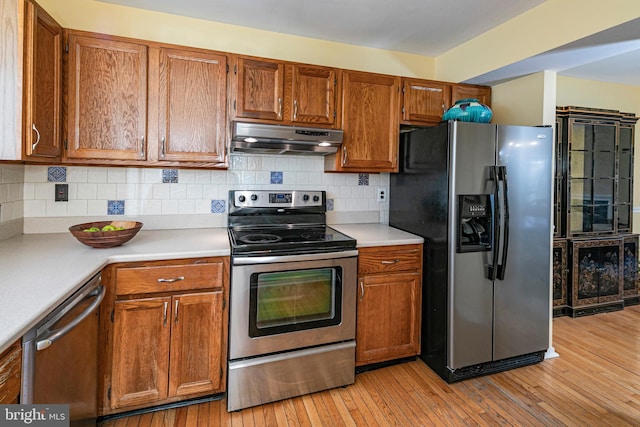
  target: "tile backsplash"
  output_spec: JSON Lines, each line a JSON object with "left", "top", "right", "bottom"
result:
{"left": 0, "top": 154, "right": 389, "bottom": 235}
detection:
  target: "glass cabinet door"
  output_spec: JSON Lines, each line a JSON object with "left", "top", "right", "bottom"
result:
{"left": 618, "top": 122, "right": 634, "bottom": 232}
{"left": 567, "top": 119, "right": 617, "bottom": 235}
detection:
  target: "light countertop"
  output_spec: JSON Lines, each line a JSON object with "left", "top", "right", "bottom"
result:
{"left": 0, "top": 223, "right": 422, "bottom": 354}
{"left": 331, "top": 223, "right": 424, "bottom": 247}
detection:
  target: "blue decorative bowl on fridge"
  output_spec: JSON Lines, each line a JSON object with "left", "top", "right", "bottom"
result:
{"left": 442, "top": 98, "right": 492, "bottom": 123}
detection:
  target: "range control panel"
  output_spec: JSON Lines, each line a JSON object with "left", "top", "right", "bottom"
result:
{"left": 233, "top": 190, "right": 324, "bottom": 208}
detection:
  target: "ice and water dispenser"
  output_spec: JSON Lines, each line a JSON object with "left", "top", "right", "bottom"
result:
{"left": 457, "top": 195, "right": 492, "bottom": 253}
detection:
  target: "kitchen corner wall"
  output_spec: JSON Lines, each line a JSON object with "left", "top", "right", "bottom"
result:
{"left": 9, "top": 154, "right": 389, "bottom": 235}
{"left": 0, "top": 164, "right": 24, "bottom": 240}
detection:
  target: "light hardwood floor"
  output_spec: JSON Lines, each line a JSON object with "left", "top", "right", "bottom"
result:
{"left": 100, "top": 305, "right": 640, "bottom": 426}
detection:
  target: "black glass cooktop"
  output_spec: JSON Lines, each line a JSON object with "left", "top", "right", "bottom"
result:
{"left": 228, "top": 225, "right": 356, "bottom": 256}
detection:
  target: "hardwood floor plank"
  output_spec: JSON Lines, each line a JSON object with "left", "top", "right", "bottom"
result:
{"left": 100, "top": 306, "right": 640, "bottom": 426}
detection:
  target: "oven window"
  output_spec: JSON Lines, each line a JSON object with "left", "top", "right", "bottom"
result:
{"left": 249, "top": 267, "right": 342, "bottom": 337}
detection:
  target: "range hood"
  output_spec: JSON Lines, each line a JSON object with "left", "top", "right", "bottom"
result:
{"left": 230, "top": 122, "right": 343, "bottom": 155}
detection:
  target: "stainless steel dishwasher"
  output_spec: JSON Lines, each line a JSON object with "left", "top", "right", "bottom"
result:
{"left": 21, "top": 273, "right": 105, "bottom": 426}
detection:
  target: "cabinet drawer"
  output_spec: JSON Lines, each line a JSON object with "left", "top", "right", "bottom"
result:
{"left": 358, "top": 244, "right": 422, "bottom": 274}
{"left": 0, "top": 340, "right": 22, "bottom": 404}
{"left": 116, "top": 261, "right": 226, "bottom": 295}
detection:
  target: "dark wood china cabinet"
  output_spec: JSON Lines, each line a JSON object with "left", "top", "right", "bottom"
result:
{"left": 554, "top": 106, "right": 639, "bottom": 317}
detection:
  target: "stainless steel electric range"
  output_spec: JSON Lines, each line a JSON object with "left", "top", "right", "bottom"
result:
{"left": 227, "top": 190, "right": 358, "bottom": 412}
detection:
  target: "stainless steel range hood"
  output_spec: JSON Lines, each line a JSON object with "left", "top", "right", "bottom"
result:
{"left": 230, "top": 122, "right": 343, "bottom": 155}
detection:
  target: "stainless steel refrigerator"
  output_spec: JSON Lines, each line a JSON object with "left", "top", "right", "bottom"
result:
{"left": 389, "top": 121, "right": 552, "bottom": 382}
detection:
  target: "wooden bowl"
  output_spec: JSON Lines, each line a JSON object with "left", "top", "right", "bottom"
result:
{"left": 69, "top": 221, "right": 143, "bottom": 248}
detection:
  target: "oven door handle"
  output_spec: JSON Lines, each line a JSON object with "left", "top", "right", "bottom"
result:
{"left": 233, "top": 250, "right": 359, "bottom": 265}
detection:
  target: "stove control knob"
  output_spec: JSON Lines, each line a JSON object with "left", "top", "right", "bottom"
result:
{"left": 250, "top": 194, "right": 258, "bottom": 201}
{"left": 313, "top": 195, "right": 320, "bottom": 202}
{"left": 238, "top": 195, "right": 246, "bottom": 202}
{"left": 303, "top": 194, "right": 310, "bottom": 201}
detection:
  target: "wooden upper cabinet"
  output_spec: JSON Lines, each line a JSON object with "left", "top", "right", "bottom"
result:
{"left": 157, "top": 47, "right": 227, "bottom": 163}
{"left": 401, "top": 78, "right": 450, "bottom": 125}
{"left": 451, "top": 84, "right": 491, "bottom": 107}
{"left": 288, "top": 64, "right": 337, "bottom": 126}
{"left": 232, "top": 56, "right": 338, "bottom": 127}
{"left": 233, "top": 57, "right": 284, "bottom": 121}
{"left": 65, "top": 32, "right": 148, "bottom": 162}
{"left": 22, "top": 0, "right": 62, "bottom": 161}
{"left": 327, "top": 70, "right": 400, "bottom": 172}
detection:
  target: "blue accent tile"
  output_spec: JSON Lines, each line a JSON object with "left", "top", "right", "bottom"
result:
{"left": 107, "top": 200, "right": 125, "bottom": 215}
{"left": 211, "top": 200, "right": 226, "bottom": 214}
{"left": 271, "top": 171, "right": 283, "bottom": 184}
{"left": 327, "top": 199, "right": 334, "bottom": 211}
{"left": 358, "top": 173, "right": 369, "bottom": 186}
{"left": 162, "top": 169, "right": 179, "bottom": 183}
{"left": 48, "top": 166, "right": 67, "bottom": 182}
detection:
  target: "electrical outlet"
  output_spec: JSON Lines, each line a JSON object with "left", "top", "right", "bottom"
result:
{"left": 55, "top": 183, "right": 68, "bottom": 202}
{"left": 377, "top": 187, "right": 387, "bottom": 202}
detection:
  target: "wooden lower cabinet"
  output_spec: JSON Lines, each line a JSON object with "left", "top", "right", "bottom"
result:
{"left": 356, "top": 244, "right": 422, "bottom": 366}
{"left": 0, "top": 340, "right": 22, "bottom": 404}
{"left": 100, "top": 257, "right": 229, "bottom": 415}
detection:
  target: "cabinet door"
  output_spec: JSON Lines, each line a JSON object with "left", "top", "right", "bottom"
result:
{"left": 234, "top": 57, "right": 284, "bottom": 121}
{"left": 553, "top": 240, "right": 567, "bottom": 309}
{"left": 289, "top": 64, "right": 336, "bottom": 126}
{"left": 158, "top": 47, "right": 227, "bottom": 163}
{"left": 66, "top": 33, "right": 148, "bottom": 161}
{"left": 169, "top": 291, "right": 225, "bottom": 397}
{"left": 401, "top": 78, "right": 450, "bottom": 124}
{"left": 356, "top": 272, "right": 421, "bottom": 366}
{"left": 22, "top": 0, "right": 62, "bottom": 160}
{"left": 338, "top": 70, "right": 400, "bottom": 172}
{"left": 0, "top": 340, "right": 21, "bottom": 404}
{"left": 571, "top": 239, "right": 623, "bottom": 307}
{"left": 110, "top": 297, "right": 171, "bottom": 409}
{"left": 451, "top": 84, "right": 491, "bottom": 107}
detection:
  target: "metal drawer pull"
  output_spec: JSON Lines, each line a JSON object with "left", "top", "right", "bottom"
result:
{"left": 157, "top": 276, "right": 185, "bottom": 283}
{"left": 381, "top": 259, "right": 400, "bottom": 264}
{"left": 31, "top": 123, "right": 41, "bottom": 151}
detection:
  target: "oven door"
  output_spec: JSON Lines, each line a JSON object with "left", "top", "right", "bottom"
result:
{"left": 229, "top": 250, "right": 357, "bottom": 360}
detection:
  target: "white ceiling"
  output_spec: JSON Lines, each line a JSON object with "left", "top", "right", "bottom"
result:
{"left": 96, "top": 0, "right": 640, "bottom": 87}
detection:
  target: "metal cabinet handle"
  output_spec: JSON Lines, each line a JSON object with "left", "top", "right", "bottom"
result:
{"left": 163, "top": 301, "right": 168, "bottom": 326}
{"left": 157, "top": 276, "right": 185, "bottom": 283}
{"left": 31, "top": 123, "right": 41, "bottom": 151}
{"left": 359, "top": 281, "right": 364, "bottom": 301}
{"left": 278, "top": 98, "right": 282, "bottom": 119}
{"left": 140, "top": 135, "right": 145, "bottom": 157}
{"left": 342, "top": 146, "right": 347, "bottom": 166}
{"left": 174, "top": 300, "right": 179, "bottom": 324}
{"left": 293, "top": 100, "right": 298, "bottom": 120}
{"left": 160, "top": 137, "right": 166, "bottom": 158}
{"left": 381, "top": 259, "right": 400, "bottom": 265}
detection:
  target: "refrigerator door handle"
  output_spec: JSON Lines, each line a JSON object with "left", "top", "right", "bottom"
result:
{"left": 496, "top": 166, "right": 510, "bottom": 280}
{"left": 488, "top": 166, "right": 500, "bottom": 281}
